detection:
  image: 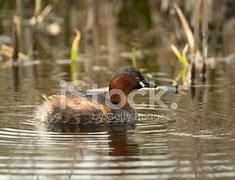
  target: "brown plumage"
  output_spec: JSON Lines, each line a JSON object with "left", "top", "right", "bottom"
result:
{"left": 36, "top": 66, "right": 157, "bottom": 125}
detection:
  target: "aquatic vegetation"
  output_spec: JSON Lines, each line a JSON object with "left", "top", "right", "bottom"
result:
{"left": 174, "top": 4, "right": 195, "bottom": 53}
{"left": 70, "top": 29, "right": 81, "bottom": 81}
{"left": 0, "top": 1, "right": 231, "bottom": 84}
{"left": 131, "top": 47, "right": 137, "bottom": 67}
{"left": 0, "top": 44, "right": 28, "bottom": 62}
{"left": 12, "top": 16, "right": 21, "bottom": 64}
{"left": 201, "top": 0, "right": 209, "bottom": 82}
{"left": 171, "top": 44, "right": 190, "bottom": 87}
{"left": 70, "top": 29, "right": 81, "bottom": 63}
{"left": 173, "top": 3, "right": 197, "bottom": 85}
{"left": 173, "top": 1, "right": 210, "bottom": 84}
{"left": 171, "top": 44, "right": 189, "bottom": 67}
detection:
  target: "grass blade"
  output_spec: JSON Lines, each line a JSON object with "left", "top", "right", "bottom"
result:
{"left": 174, "top": 3, "right": 195, "bottom": 53}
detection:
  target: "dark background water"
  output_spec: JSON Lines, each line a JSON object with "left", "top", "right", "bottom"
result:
{"left": 0, "top": 0, "right": 235, "bottom": 179}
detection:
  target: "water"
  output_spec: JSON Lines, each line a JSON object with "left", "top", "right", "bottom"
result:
{"left": 0, "top": 59, "right": 234, "bottom": 179}
{"left": 1, "top": 1, "right": 235, "bottom": 179}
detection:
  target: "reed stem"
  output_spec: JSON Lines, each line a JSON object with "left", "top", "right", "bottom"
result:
{"left": 202, "top": 0, "right": 209, "bottom": 82}
{"left": 193, "top": 0, "right": 201, "bottom": 51}
{"left": 12, "top": 16, "right": 20, "bottom": 64}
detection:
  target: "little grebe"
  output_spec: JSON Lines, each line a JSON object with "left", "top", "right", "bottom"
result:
{"left": 37, "top": 66, "right": 156, "bottom": 124}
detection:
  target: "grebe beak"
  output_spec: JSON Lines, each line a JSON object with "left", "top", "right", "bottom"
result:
{"left": 140, "top": 79, "right": 157, "bottom": 88}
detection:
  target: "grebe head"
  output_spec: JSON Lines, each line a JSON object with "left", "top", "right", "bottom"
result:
{"left": 108, "top": 66, "right": 157, "bottom": 106}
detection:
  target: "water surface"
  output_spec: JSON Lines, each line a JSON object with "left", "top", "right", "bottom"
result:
{"left": 0, "top": 59, "right": 234, "bottom": 179}
{"left": 0, "top": 1, "right": 235, "bottom": 179}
